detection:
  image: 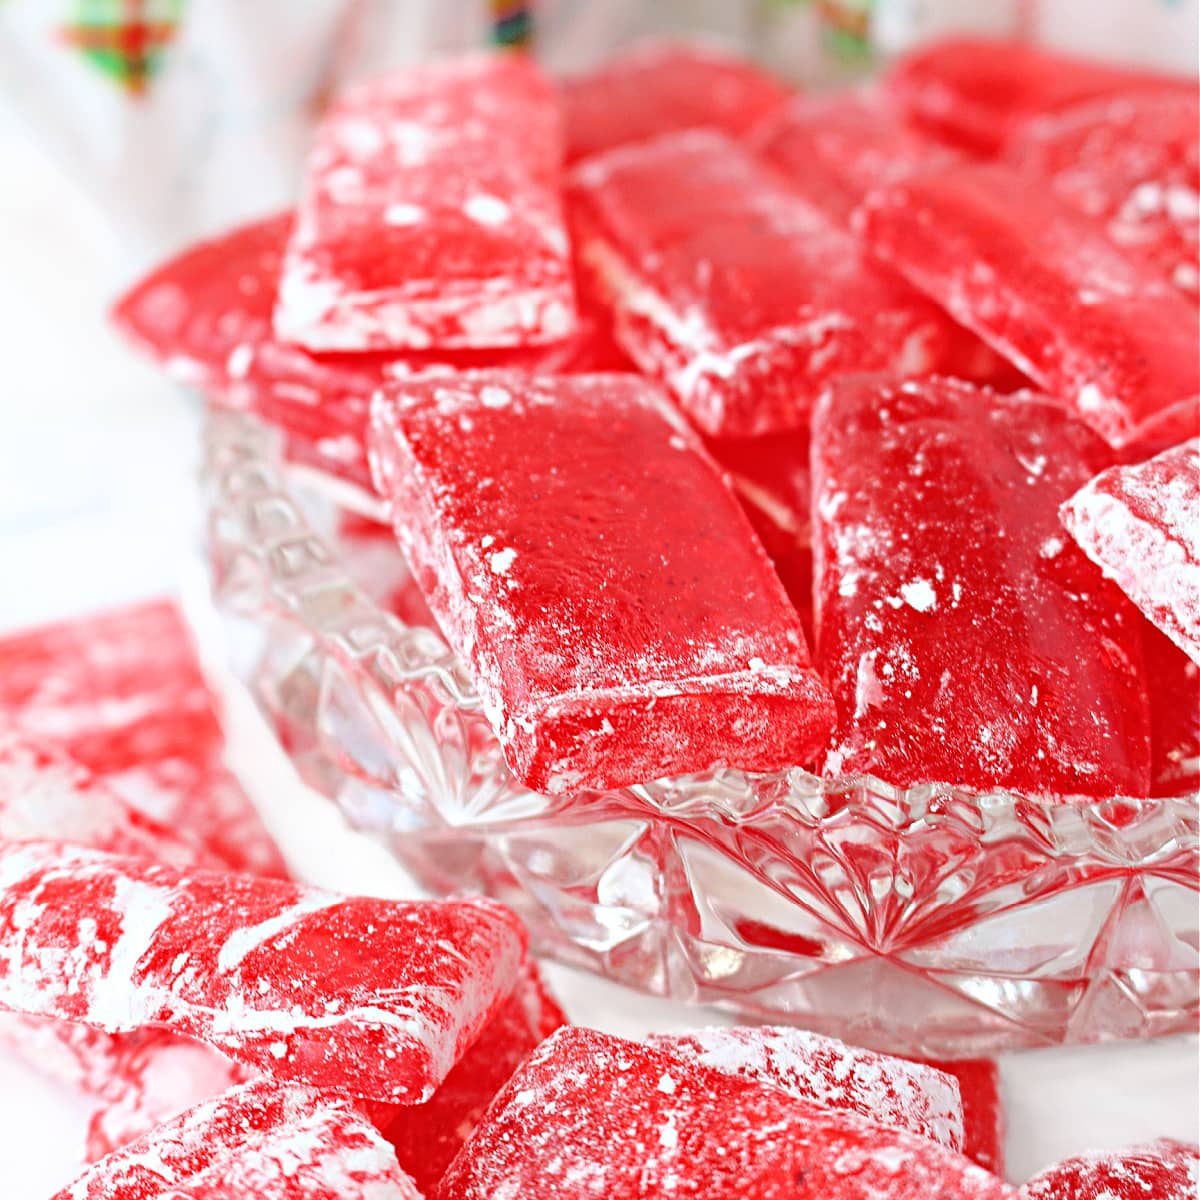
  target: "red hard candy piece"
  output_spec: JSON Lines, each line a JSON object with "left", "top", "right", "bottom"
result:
{"left": 570, "top": 129, "right": 974, "bottom": 437}
{"left": 649, "top": 1026, "right": 963, "bottom": 1151}
{"left": 811, "top": 376, "right": 1152, "bottom": 796}
{"left": 437, "top": 1026, "right": 1017, "bottom": 1200}
{"left": 560, "top": 38, "right": 791, "bottom": 164}
{"left": 380, "top": 961, "right": 565, "bottom": 1192}
{"left": 919, "top": 1059, "right": 1005, "bottom": 1177}
{"left": 886, "top": 37, "right": 1196, "bottom": 155}
{"left": 857, "top": 165, "right": 1200, "bottom": 450}
{"left": 54, "top": 1079, "right": 422, "bottom": 1200}
{"left": 1008, "top": 91, "right": 1200, "bottom": 302}
{"left": 276, "top": 55, "right": 576, "bottom": 352}
{"left": 0, "top": 598, "right": 285, "bottom": 877}
{"left": 1019, "top": 1138, "right": 1199, "bottom": 1200}
{"left": 1142, "top": 619, "right": 1199, "bottom": 796}
{"left": 1060, "top": 440, "right": 1200, "bottom": 666}
{"left": 0, "top": 840, "right": 525, "bottom": 1102}
{"left": 368, "top": 372, "right": 835, "bottom": 794}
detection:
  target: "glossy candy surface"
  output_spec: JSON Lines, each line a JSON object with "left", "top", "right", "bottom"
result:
{"left": 1019, "top": 1138, "right": 1200, "bottom": 1200}
{"left": 569, "top": 129, "right": 967, "bottom": 436}
{"left": 276, "top": 55, "right": 575, "bottom": 352}
{"left": 437, "top": 1026, "right": 1017, "bottom": 1200}
{"left": 368, "top": 371, "right": 834, "bottom": 794}
{"left": 1060, "top": 440, "right": 1200, "bottom": 665}
{"left": 0, "top": 840, "right": 525, "bottom": 1102}
{"left": 858, "top": 165, "right": 1200, "bottom": 449}
{"left": 812, "top": 376, "right": 1151, "bottom": 796}
{"left": 1142, "top": 620, "right": 1200, "bottom": 796}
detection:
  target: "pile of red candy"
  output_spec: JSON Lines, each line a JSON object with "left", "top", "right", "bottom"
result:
{"left": 5, "top": 33, "right": 1191, "bottom": 1198}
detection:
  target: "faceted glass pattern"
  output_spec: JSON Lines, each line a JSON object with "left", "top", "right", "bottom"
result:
{"left": 203, "top": 410, "right": 1199, "bottom": 1058}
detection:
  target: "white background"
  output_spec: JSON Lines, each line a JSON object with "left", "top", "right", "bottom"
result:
{"left": 0, "top": 93, "right": 1196, "bottom": 1198}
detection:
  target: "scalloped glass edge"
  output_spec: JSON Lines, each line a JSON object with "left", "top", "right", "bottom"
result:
{"left": 202, "top": 408, "right": 1199, "bottom": 1056}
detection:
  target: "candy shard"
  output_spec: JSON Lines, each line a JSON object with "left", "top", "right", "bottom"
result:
{"left": 559, "top": 38, "right": 791, "bottom": 164}
{"left": 54, "top": 1079, "right": 423, "bottom": 1200}
{"left": 918, "top": 1059, "right": 1004, "bottom": 1177}
{"left": 276, "top": 55, "right": 576, "bottom": 352}
{"left": 569, "top": 129, "right": 967, "bottom": 437}
{"left": 812, "top": 376, "right": 1151, "bottom": 796}
{"left": 368, "top": 372, "right": 835, "bottom": 795}
{"left": 1019, "top": 1138, "right": 1200, "bottom": 1200}
{"left": 438, "top": 1026, "right": 1017, "bottom": 1200}
{"left": 0, "top": 840, "right": 525, "bottom": 1102}
{"left": 1060, "top": 440, "right": 1200, "bottom": 666}
{"left": 857, "top": 164, "right": 1200, "bottom": 450}
{"left": 649, "top": 1025, "right": 964, "bottom": 1151}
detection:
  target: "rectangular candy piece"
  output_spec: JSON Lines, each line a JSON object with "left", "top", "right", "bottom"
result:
{"left": 276, "top": 55, "right": 576, "bottom": 353}
{"left": 1142, "top": 620, "right": 1199, "bottom": 797}
{"left": 918, "top": 1059, "right": 1004, "bottom": 1177}
{"left": 1007, "top": 91, "right": 1200, "bottom": 301}
{"left": 1060, "top": 440, "right": 1200, "bottom": 666}
{"left": 812, "top": 377, "right": 1152, "bottom": 796}
{"left": 380, "top": 961, "right": 565, "bottom": 1192}
{"left": 0, "top": 840, "right": 525, "bottom": 1102}
{"left": 368, "top": 372, "right": 835, "bottom": 794}
{"left": 569, "top": 129, "right": 970, "bottom": 437}
{"left": 559, "top": 38, "right": 791, "bottom": 165}
{"left": 54, "top": 1080, "right": 422, "bottom": 1200}
{"left": 1020, "top": 1138, "right": 1199, "bottom": 1200}
{"left": 0, "top": 598, "right": 285, "bottom": 877}
{"left": 857, "top": 164, "right": 1200, "bottom": 450}
{"left": 885, "top": 37, "right": 1197, "bottom": 155}
{"left": 438, "top": 1026, "right": 1017, "bottom": 1200}
{"left": 648, "top": 1026, "right": 963, "bottom": 1151}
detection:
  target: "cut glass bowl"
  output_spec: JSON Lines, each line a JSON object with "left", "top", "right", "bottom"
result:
{"left": 203, "top": 409, "right": 1199, "bottom": 1058}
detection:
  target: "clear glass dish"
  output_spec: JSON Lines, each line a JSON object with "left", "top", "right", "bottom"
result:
{"left": 203, "top": 408, "right": 1199, "bottom": 1058}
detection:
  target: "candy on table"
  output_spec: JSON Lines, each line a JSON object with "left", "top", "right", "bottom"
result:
{"left": 648, "top": 1025, "right": 963, "bottom": 1151}
{"left": 54, "top": 1079, "right": 422, "bottom": 1200}
{"left": 1019, "top": 1138, "right": 1200, "bottom": 1200}
{"left": 1060, "top": 440, "right": 1200, "bottom": 666}
{"left": 0, "top": 839, "right": 525, "bottom": 1102}
{"left": 0, "top": 598, "right": 285, "bottom": 877}
{"left": 559, "top": 38, "right": 791, "bottom": 165}
{"left": 437, "top": 1026, "right": 1017, "bottom": 1200}
{"left": 856, "top": 165, "right": 1200, "bottom": 450}
{"left": 379, "top": 960, "right": 565, "bottom": 1192}
{"left": 811, "top": 376, "right": 1152, "bottom": 797}
{"left": 919, "top": 1059, "right": 1004, "bottom": 1177}
{"left": 275, "top": 54, "right": 576, "bottom": 353}
{"left": 368, "top": 371, "right": 835, "bottom": 795}
{"left": 1141, "top": 620, "right": 1199, "bottom": 797}
{"left": 569, "top": 129, "right": 970, "bottom": 437}
{"left": 885, "top": 37, "right": 1197, "bottom": 155}
{"left": 1007, "top": 91, "right": 1200, "bottom": 301}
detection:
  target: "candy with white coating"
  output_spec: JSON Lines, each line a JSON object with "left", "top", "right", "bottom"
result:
{"left": 650, "top": 1026, "right": 963, "bottom": 1151}
{"left": 437, "top": 1026, "right": 1018, "bottom": 1200}
{"left": 276, "top": 55, "right": 576, "bottom": 352}
{"left": 920, "top": 1059, "right": 1005, "bottom": 1176}
{"left": 0, "top": 840, "right": 525, "bottom": 1102}
{"left": 1019, "top": 1138, "right": 1199, "bottom": 1200}
{"left": 368, "top": 371, "right": 835, "bottom": 794}
{"left": 1060, "top": 440, "right": 1200, "bottom": 666}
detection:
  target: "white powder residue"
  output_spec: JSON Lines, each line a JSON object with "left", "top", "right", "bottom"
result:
{"left": 463, "top": 193, "right": 512, "bottom": 227}
{"left": 384, "top": 203, "right": 426, "bottom": 227}
{"left": 489, "top": 547, "right": 517, "bottom": 575}
{"left": 900, "top": 578, "right": 937, "bottom": 613}
{"left": 217, "top": 893, "right": 342, "bottom": 974}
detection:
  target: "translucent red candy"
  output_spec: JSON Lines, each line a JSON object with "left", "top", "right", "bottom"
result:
{"left": 570, "top": 129, "right": 971, "bottom": 437}
{"left": 368, "top": 372, "right": 835, "bottom": 794}
{"left": 919, "top": 1059, "right": 1005, "bottom": 1176}
{"left": 648, "top": 1026, "right": 963, "bottom": 1151}
{"left": 811, "top": 376, "right": 1151, "bottom": 796}
{"left": 1060, "top": 440, "right": 1200, "bottom": 666}
{"left": 0, "top": 598, "right": 285, "bottom": 877}
{"left": 0, "top": 839, "right": 525, "bottom": 1102}
{"left": 559, "top": 38, "right": 791, "bottom": 164}
{"left": 886, "top": 36, "right": 1196, "bottom": 155}
{"left": 380, "top": 961, "right": 565, "bottom": 1192}
{"left": 1019, "top": 1138, "right": 1199, "bottom": 1200}
{"left": 1142, "top": 620, "right": 1199, "bottom": 796}
{"left": 276, "top": 55, "right": 576, "bottom": 353}
{"left": 1008, "top": 91, "right": 1200, "bottom": 302}
{"left": 857, "top": 165, "right": 1200, "bottom": 450}
{"left": 438, "top": 1026, "right": 1017, "bottom": 1200}
{"left": 55, "top": 1079, "right": 421, "bottom": 1200}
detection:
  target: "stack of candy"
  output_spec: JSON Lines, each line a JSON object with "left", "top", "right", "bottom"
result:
{"left": 8, "top": 29, "right": 1192, "bottom": 1197}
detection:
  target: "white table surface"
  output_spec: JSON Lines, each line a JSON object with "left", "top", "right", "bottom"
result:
{"left": 0, "top": 115, "right": 1196, "bottom": 1198}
